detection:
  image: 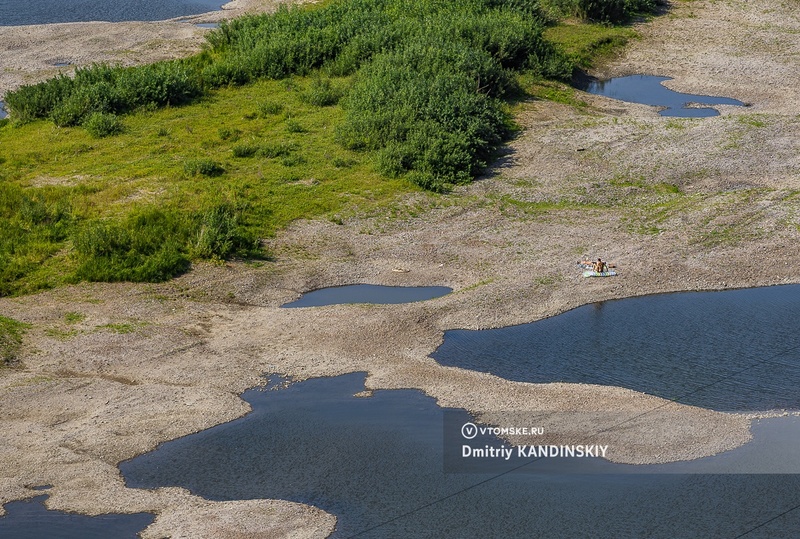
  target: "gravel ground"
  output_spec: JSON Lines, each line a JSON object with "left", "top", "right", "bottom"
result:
{"left": 2, "top": 0, "right": 800, "bottom": 536}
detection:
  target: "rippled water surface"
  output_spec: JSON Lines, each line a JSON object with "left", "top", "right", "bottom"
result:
{"left": 121, "top": 373, "right": 800, "bottom": 538}
{"left": 281, "top": 284, "right": 451, "bottom": 307}
{"left": 0, "top": 495, "right": 154, "bottom": 538}
{"left": 433, "top": 285, "right": 800, "bottom": 411}
{"left": 0, "top": 0, "right": 224, "bottom": 25}
{"left": 577, "top": 75, "right": 745, "bottom": 117}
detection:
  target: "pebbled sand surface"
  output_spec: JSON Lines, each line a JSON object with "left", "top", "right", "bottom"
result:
{"left": 2, "top": 0, "right": 800, "bottom": 536}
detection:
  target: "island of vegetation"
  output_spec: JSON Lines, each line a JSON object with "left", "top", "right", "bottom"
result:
{"left": 0, "top": 0, "right": 655, "bottom": 298}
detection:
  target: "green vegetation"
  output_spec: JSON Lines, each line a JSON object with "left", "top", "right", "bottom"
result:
{"left": 541, "top": 0, "right": 659, "bottom": 23}
{"left": 0, "top": 0, "right": 655, "bottom": 295}
{"left": 0, "top": 79, "right": 409, "bottom": 295}
{"left": 64, "top": 311, "right": 85, "bottom": 323}
{"left": 0, "top": 315, "right": 29, "bottom": 366}
{"left": 544, "top": 22, "right": 639, "bottom": 68}
{"left": 83, "top": 112, "right": 124, "bottom": 138}
{"left": 96, "top": 322, "right": 141, "bottom": 334}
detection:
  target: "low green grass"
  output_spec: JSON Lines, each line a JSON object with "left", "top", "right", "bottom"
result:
{"left": 95, "top": 322, "right": 142, "bottom": 334}
{"left": 64, "top": 311, "right": 85, "bottom": 324}
{"left": 0, "top": 77, "right": 414, "bottom": 296}
{"left": 0, "top": 315, "right": 29, "bottom": 365}
{"left": 544, "top": 21, "right": 639, "bottom": 68}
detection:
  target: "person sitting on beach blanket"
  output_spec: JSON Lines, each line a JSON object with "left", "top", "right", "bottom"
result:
{"left": 593, "top": 258, "right": 608, "bottom": 273}
{"left": 578, "top": 259, "right": 615, "bottom": 270}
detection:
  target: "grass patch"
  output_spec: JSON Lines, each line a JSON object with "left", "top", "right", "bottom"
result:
{"left": 95, "top": 322, "right": 140, "bottom": 334}
{"left": 525, "top": 78, "right": 589, "bottom": 108}
{"left": 64, "top": 311, "right": 86, "bottom": 324}
{"left": 44, "top": 327, "right": 80, "bottom": 340}
{"left": 544, "top": 21, "right": 638, "bottom": 68}
{"left": 0, "top": 79, "right": 412, "bottom": 295}
{"left": 0, "top": 315, "right": 29, "bottom": 365}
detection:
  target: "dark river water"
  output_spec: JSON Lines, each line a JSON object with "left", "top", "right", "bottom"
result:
{"left": 0, "top": 495, "right": 154, "bottom": 538}
{"left": 433, "top": 285, "right": 800, "bottom": 412}
{"left": 120, "top": 372, "right": 800, "bottom": 538}
{"left": 577, "top": 75, "right": 745, "bottom": 117}
{"left": 0, "top": 0, "right": 225, "bottom": 26}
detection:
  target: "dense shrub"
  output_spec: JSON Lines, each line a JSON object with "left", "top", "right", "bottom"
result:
{"left": 3, "top": 75, "right": 74, "bottom": 124}
{"left": 72, "top": 209, "right": 190, "bottom": 282}
{"left": 577, "top": 0, "right": 626, "bottom": 22}
{"left": 232, "top": 142, "right": 260, "bottom": 158}
{"left": 83, "top": 112, "right": 123, "bottom": 138}
{"left": 300, "top": 77, "right": 344, "bottom": 107}
{"left": 6, "top": 61, "right": 200, "bottom": 125}
{"left": 258, "top": 141, "right": 295, "bottom": 158}
{"left": 338, "top": 42, "right": 513, "bottom": 190}
{"left": 541, "top": 0, "right": 656, "bottom": 22}
{"left": 258, "top": 100, "right": 283, "bottom": 116}
{"left": 0, "top": 315, "right": 28, "bottom": 366}
{"left": 184, "top": 158, "right": 225, "bottom": 177}
{"left": 72, "top": 205, "right": 254, "bottom": 283}
{"left": 0, "top": 184, "right": 73, "bottom": 296}
{"left": 191, "top": 204, "right": 255, "bottom": 259}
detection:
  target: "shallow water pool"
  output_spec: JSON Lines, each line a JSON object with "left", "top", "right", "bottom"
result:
{"left": 577, "top": 75, "right": 745, "bottom": 117}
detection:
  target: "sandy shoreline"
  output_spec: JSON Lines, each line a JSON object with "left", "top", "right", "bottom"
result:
{"left": 0, "top": 0, "right": 284, "bottom": 98}
{"left": 2, "top": 0, "right": 800, "bottom": 536}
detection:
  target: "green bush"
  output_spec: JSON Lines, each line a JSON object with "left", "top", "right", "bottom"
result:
{"left": 0, "top": 315, "right": 28, "bottom": 366}
{"left": 4, "top": 75, "right": 74, "bottom": 124}
{"left": 72, "top": 209, "right": 191, "bottom": 282}
{"left": 258, "top": 141, "right": 295, "bottom": 158}
{"left": 281, "top": 154, "right": 307, "bottom": 167}
{"left": 83, "top": 112, "right": 123, "bottom": 138}
{"left": 232, "top": 143, "right": 260, "bottom": 157}
{"left": 5, "top": 0, "right": 579, "bottom": 190}
{"left": 577, "top": 0, "right": 626, "bottom": 23}
{"left": 6, "top": 61, "right": 200, "bottom": 125}
{"left": 0, "top": 184, "right": 74, "bottom": 296}
{"left": 258, "top": 101, "right": 284, "bottom": 116}
{"left": 191, "top": 204, "right": 255, "bottom": 259}
{"left": 184, "top": 158, "right": 225, "bottom": 177}
{"left": 338, "top": 42, "right": 512, "bottom": 185}
{"left": 285, "top": 119, "right": 306, "bottom": 133}
{"left": 218, "top": 127, "right": 242, "bottom": 141}
{"left": 300, "top": 77, "right": 344, "bottom": 107}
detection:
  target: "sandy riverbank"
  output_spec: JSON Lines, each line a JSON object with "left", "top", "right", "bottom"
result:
{"left": 0, "top": 0, "right": 284, "bottom": 97}
{"left": 2, "top": 0, "right": 800, "bottom": 536}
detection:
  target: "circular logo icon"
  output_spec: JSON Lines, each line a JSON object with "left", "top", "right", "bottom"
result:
{"left": 461, "top": 422, "right": 478, "bottom": 439}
